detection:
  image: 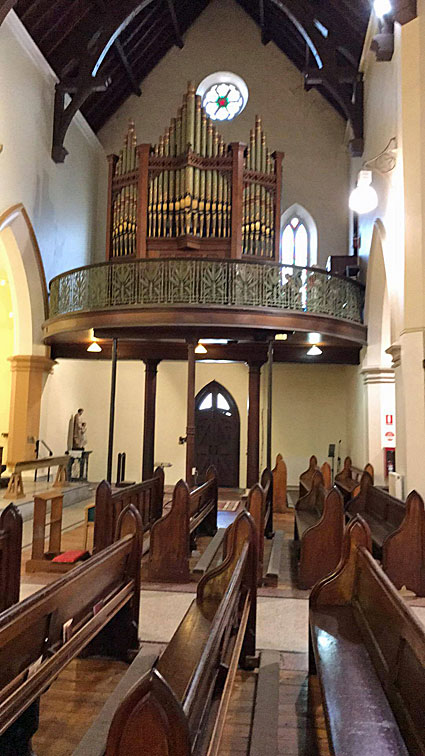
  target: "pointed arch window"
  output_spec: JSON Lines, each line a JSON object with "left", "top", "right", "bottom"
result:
{"left": 280, "top": 205, "right": 317, "bottom": 268}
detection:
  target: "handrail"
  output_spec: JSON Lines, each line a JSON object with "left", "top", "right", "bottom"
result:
{"left": 34, "top": 439, "right": 54, "bottom": 482}
{"left": 48, "top": 256, "right": 365, "bottom": 325}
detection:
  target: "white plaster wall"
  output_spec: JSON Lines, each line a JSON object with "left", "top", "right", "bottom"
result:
{"left": 99, "top": 0, "right": 349, "bottom": 265}
{"left": 40, "top": 358, "right": 358, "bottom": 489}
{"left": 352, "top": 22, "right": 404, "bottom": 340}
{"left": 0, "top": 12, "right": 107, "bottom": 286}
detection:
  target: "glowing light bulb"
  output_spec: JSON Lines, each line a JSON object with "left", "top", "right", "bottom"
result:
{"left": 8, "top": 311, "right": 13, "bottom": 318}
{"left": 87, "top": 342, "right": 102, "bottom": 352}
{"left": 195, "top": 342, "right": 208, "bottom": 354}
{"left": 349, "top": 170, "right": 378, "bottom": 215}
{"left": 374, "top": 0, "right": 392, "bottom": 18}
{"left": 0, "top": 280, "right": 6, "bottom": 286}
{"left": 308, "top": 332, "right": 321, "bottom": 344}
{"left": 274, "top": 333, "right": 288, "bottom": 341}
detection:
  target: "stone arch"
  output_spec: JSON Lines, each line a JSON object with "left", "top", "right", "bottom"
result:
{"left": 280, "top": 202, "right": 318, "bottom": 265}
{"left": 0, "top": 203, "right": 48, "bottom": 355}
{"left": 364, "top": 219, "right": 392, "bottom": 367}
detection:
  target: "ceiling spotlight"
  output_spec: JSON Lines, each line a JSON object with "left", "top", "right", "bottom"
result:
{"left": 87, "top": 342, "right": 102, "bottom": 352}
{"left": 374, "top": 0, "right": 392, "bottom": 18}
{"left": 274, "top": 333, "right": 288, "bottom": 341}
{"left": 307, "top": 345, "right": 322, "bottom": 356}
{"left": 195, "top": 342, "right": 208, "bottom": 354}
{"left": 349, "top": 170, "right": 378, "bottom": 215}
{"left": 308, "top": 332, "right": 321, "bottom": 344}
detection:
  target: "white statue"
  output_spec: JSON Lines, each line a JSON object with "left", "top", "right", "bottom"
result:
{"left": 73, "top": 408, "right": 87, "bottom": 450}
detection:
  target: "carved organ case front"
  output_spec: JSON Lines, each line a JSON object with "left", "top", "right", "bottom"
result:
{"left": 106, "top": 83, "right": 283, "bottom": 261}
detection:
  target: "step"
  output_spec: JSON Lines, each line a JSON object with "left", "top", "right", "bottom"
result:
{"left": 0, "top": 481, "right": 94, "bottom": 522}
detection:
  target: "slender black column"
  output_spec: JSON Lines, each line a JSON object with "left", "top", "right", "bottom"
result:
{"left": 106, "top": 338, "right": 118, "bottom": 483}
{"left": 247, "top": 361, "right": 263, "bottom": 488}
{"left": 267, "top": 339, "right": 274, "bottom": 470}
{"left": 186, "top": 339, "right": 196, "bottom": 487}
{"left": 142, "top": 359, "right": 160, "bottom": 480}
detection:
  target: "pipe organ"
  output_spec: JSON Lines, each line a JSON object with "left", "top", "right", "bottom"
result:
{"left": 106, "top": 82, "right": 283, "bottom": 261}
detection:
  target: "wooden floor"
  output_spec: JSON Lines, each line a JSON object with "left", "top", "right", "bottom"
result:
{"left": 20, "top": 494, "right": 328, "bottom": 755}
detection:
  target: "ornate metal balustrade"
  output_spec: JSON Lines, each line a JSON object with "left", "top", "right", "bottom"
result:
{"left": 48, "top": 258, "right": 364, "bottom": 324}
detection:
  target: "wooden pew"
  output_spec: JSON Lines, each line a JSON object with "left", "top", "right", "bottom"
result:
{"left": 272, "top": 453, "right": 288, "bottom": 512}
{"left": 0, "top": 503, "right": 143, "bottom": 755}
{"left": 93, "top": 466, "right": 164, "bottom": 554}
{"left": 299, "top": 455, "right": 318, "bottom": 497}
{"left": 335, "top": 456, "right": 374, "bottom": 502}
{"left": 100, "top": 510, "right": 259, "bottom": 756}
{"left": 246, "top": 468, "right": 279, "bottom": 586}
{"left": 347, "top": 472, "right": 425, "bottom": 596}
{"left": 5, "top": 455, "right": 69, "bottom": 499}
{"left": 309, "top": 515, "right": 425, "bottom": 755}
{"left": 148, "top": 466, "right": 218, "bottom": 582}
{"left": 294, "top": 471, "right": 344, "bottom": 589}
{"left": 0, "top": 504, "right": 22, "bottom": 612}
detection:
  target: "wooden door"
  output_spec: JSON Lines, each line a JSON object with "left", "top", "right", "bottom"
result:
{"left": 195, "top": 381, "right": 240, "bottom": 488}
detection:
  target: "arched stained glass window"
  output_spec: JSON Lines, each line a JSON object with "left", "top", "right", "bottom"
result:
{"left": 281, "top": 217, "right": 310, "bottom": 267}
{"left": 280, "top": 204, "right": 317, "bottom": 268}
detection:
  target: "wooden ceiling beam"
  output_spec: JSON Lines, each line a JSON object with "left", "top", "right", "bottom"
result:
{"left": 393, "top": 0, "right": 417, "bottom": 24}
{"left": 259, "top": 0, "right": 271, "bottom": 44}
{"left": 114, "top": 39, "right": 141, "bottom": 96}
{"left": 51, "top": 0, "right": 159, "bottom": 161}
{"left": 166, "top": 0, "right": 184, "bottom": 49}
{"left": 269, "top": 0, "right": 364, "bottom": 154}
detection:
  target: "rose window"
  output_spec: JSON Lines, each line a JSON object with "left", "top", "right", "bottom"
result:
{"left": 197, "top": 72, "right": 248, "bottom": 122}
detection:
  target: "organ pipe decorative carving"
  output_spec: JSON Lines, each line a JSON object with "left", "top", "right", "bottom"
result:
{"left": 106, "top": 82, "right": 284, "bottom": 261}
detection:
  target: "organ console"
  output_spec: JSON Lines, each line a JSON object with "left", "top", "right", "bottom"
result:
{"left": 106, "top": 82, "right": 284, "bottom": 261}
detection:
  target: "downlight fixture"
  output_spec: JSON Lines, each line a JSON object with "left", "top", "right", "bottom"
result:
{"left": 307, "top": 345, "right": 322, "bottom": 357}
{"left": 195, "top": 342, "right": 208, "bottom": 354}
{"left": 87, "top": 342, "right": 102, "bottom": 352}
{"left": 274, "top": 333, "right": 288, "bottom": 341}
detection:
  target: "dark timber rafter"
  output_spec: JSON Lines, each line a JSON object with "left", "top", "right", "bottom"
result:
{"left": 270, "top": 0, "right": 364, "bottom": 155}
{"left": 166, "top": 0, "right": 184, "bottom": 49}
{"left": 52, "top": 0, "right": 157, "bottom": 162}
{"left": 259, "top": 0, "right": 270, "bottom": 45}
{"left": 114, "top": 39, "right": 142, "bottom": 96}
{"left": 0, "top": 0, "right": 16, "bottom": 25}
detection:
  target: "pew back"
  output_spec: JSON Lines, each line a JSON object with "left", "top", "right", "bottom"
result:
{"left": 106, "top": 510, "right": 257, "bottom": 756}
{"left": 93, "top": 466, "right": 164, "bottom": 552}
{"left": 299, "top": 455, "right": 318, "bottom": 496}
{"left": 0, "top": 504, "right": 143, "bottom": 741}
{"left": 148, "top": 467, "right": 218, "bottom": 582}
{"left": 311, "top": 517, "right": 425, "bottom": 755}
{"left": 0, "top": 504, "right": 22, "bottom": 612}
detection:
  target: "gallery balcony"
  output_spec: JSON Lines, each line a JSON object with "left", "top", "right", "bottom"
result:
{"left": 43, "top": 257, "right": 366, "bottom": 355}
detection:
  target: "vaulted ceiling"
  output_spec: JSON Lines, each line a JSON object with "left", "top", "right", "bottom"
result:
{"left": 10, "top": 0, "right": 416, "bottom": 161}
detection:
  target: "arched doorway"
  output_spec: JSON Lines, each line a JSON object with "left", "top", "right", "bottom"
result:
{"left": 195, "top": 381, "right": 240, "bottom": 487}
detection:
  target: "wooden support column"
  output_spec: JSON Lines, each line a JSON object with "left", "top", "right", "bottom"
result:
{"left": 106, "top": 339, "right": 118, "bottom": 484}
{"left": 267, "top": 340, "right": 274, "bottom": 470}
{"left": 247, "top": 361, "right": 263, "bottom": 488}
{"left": 142, "top": 359, "right": 160, "bottom": 480}
{"left": 186, "top": 340, "right": 196, "bottom": 487}
{"left": 136, "top": 144, "right": 151, "bottom": 258}
{"left": 230, "top": 142, "right": 246, "bottom": 258}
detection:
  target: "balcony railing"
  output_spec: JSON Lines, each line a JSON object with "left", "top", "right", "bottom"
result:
{"left": 48, "top": 257, "right": 364, "bottom": 324}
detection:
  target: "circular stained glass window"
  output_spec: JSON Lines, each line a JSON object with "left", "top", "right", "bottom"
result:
{"left": 197, "top": 72, "right": 248, "bottom": 122}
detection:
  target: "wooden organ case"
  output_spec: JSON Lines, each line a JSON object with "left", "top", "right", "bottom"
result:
{"left": 106, "top": 82, "right": 284, "bottom": 261}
